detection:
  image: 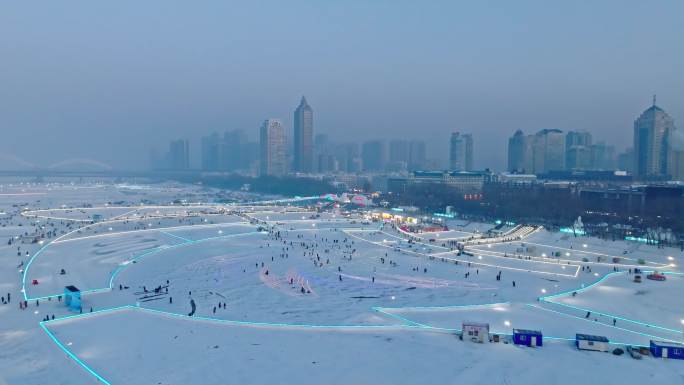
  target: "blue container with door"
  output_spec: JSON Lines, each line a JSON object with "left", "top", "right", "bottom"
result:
{"left": 64, "top": 285, "right": 82, "bottom": 311}
{"left": 650, "top": 340, "right": 684, "bottom": 360}
{"left": 513, "top": 329, "right": 543, "bottom": 347}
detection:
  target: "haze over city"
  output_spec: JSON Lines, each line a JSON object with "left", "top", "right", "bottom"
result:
{"left": 4, "top": 2, "right": 684, "bottom": 385}
{"left": 2, "top": 1, "right": 683, "bottom": 170}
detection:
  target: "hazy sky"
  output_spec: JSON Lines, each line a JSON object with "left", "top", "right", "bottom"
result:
{"left": 1, "top": 1, "right": 683, "bottom": 171}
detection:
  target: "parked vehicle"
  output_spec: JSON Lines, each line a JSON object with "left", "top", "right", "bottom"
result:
{"left": 626, "top": 346, "right": 642, "bottom": 360}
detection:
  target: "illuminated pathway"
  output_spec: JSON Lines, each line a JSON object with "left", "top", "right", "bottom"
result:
{"left": 19, "top": 204, "right": 684, "bottom": 385}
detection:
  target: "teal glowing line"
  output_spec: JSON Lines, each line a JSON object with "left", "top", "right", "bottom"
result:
{"left": 376, "top": 301, "right": 509, "bottom": 312}
{"left": 526, "top": 303, "right": 681, "bottom": 344}
{"left": 542, "top": 336, "right": 575, "bottom": 341}
{"left": 540, "top": 270, "right": 684, "bottom": 335}
{"left": 536, "top": 336, "right": 648, "bottom": 348}
{"left": 29, "top": 287, "right": 111, "bottom": 301}
{"left": 107, "top": 247, "right": 173, "bottom": 290}
{"left": 21, "top": 241, "right": 53, "bottom": 301}
{"left": 42, "top": 305, "right": 136, "bottom": 325}
{"left": 139, "top": 306, "right": 409, "bottom": 329}
{"left": 643, "top": 270, "right": 684, "bottom": 276}
{"left": 26, "top": 230, "right": 262, "bottom": 301}
{"left": 607, "top": 341, "right": 649, "bottom": 348}
{"left": 107, "top": 231, "right": 262, "bottom": 294}
{"left": 372, "top": 307, "right": 435, "bottom": 329}
{"left": 542, "top": 301, "right": 681, "bottom": 335}
{"left": 39, "top": 322, "right": 113, "bottom": 385}
{"left": 38, "top": 299, "right": 661, "bottom": 385}
{"left": 158, "top": 230, "right": 192, "bottom": 243}
{"left": 19, "top": 199, "right": 284, "bottom": 300}
{"left": 21, "top": 209, "right": 219, "bottom": 299}
{"left": 30, "top": 202, "right": 683, "bottom": 383}
{"left": 539, "top": 271, "right": 621, "bottom": 301}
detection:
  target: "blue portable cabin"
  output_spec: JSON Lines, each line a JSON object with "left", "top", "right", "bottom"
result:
{"left": 650, "top": 340, "right": 684, "bottom": 360}
{"left": 64, "top": 285, "right": 82, "bottom": 311}
{"left": 513, "top": 329, "right": 543, "bottom": 347}
{"left": 576, "top": 334, "right": 610, "bottom": 352}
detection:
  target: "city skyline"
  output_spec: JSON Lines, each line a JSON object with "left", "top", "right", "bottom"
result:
{"left": 5, "top": 93, "right": 681, "bottom": 174}
{"left": 156, "top": 97, "right": 677, "bottom": 178}
{"left": 2, "top": 2, "right": 683, "bottom": 171}
{"left": 4, "top": 4, "right": 684, "bottom": 385}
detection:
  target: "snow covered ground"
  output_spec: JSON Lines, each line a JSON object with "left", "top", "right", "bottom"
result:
{"left": 1, "top": 180, "right": 683, "bottom": 385}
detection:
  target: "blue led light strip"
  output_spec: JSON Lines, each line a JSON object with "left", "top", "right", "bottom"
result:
{"left": 527, "top": 303, "right": 681, "bottom": 344}
{"left": 158, "top": 230, "right": 193, "bottom": 242}
{"left": 539, "top": 271, "right": 684, "bottom": 336}
{"left": 24, "top": 230, "right": 263, "bottom": 301}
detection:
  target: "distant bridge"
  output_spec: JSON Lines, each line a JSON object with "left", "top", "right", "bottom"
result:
{"left": 0, "top": 169, "right": 198, "bottom": 178}
{"left": 48, "top": 158, "right": 114, "bottom": 171}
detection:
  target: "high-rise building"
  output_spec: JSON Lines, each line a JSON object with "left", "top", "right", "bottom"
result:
{"left": 565, "top": 131, "right": 592, "bottom": 170}
{"left": 389, "top": 140, "right": 409, "bottom": 163}
{"left": 633, "top": 97, "right": 677, "bottom": 177}
{"left": 201, "top": 130, "right": 249, "bottom": 172}
{"left": 566, "top": 146, "right": 592, "bottom": 170}
{"left": 201, "top": 132, "right": 222, "bottom": 171}
{"left": 388, "top": 140, "right": 409, "bottom": 172}
{"left": 337, "top": 142, "right": 361, "bottom": 173}
{"left": 167, "top": 139, "right": 190, "bottom": 170}
{"left": 532, "top": 129, "right": 565, "bottom": 173}
{"left": 314, "top": 133, "right": 328, "bottom": 147}
{"left": 668, "top": 131, "right": 684, "bottom": 181}
{"left": 408, "top": 140, "right": 426, "bottom": 170}
{"left": 317, "top": 153, "right": 338, "bottom": 173}
{"left": 242, "top": 141, "right": 260, "bottom": 174}
{"left": 313, "top": 133, "right": 334, "bottom": 173}
{"left": 564, "top": 131, "right": 592, "bottom": 170}
{"left": 507, "top": 130, "right": 526, "bottom": 173}
{"left": 222, "top": 129, "right": 247, "bottom": 171}
{"left": 449, "top": 132, "right": 473, "bottom": 171}
{"left": 149, "top": 148, "right": 166, "bottom": 170}
{"left": 617, "top": 148, "right": 634, "bottom": 172}
{"left": 566, "top": 131, "right": 592, "bottom": 148}
{"left": 361, "top": 140, "right": 386, "bottom": 171}
{"left": 293, "top": 96, "right": 314, "bottom": 173}
{"left": 260, "top": 119, "right": 287, "bottom": 176}
{"left": 590, "top": 142, "right": 615, "bottom": 170}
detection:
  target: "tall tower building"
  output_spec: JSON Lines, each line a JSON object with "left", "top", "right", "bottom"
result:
{"left": 223, "top": 129, "right": 247, "bottom": 171}
{"left": 388, "top": 140, "right": 409, "bottom": 171}
{"left": 361, "top": 140, "right": 386, "bottom": 171}
{"left": 201, "top": 132, "right": 222, "bottom": 171}
{"left": 507, "top": 130, "right": 526, "bottom": 173}
{"left": 633, "top": 97, "right": 676, "bottom": 177}
{"left": 532, "top": 129, "right": 565, "bottom": 173}
{"left": 293, "top": 96, "right": 314, "bottom": 173}
{"left": 389, "top": 140, "right": 409, "bottom": 163}
{"left": 449, "top": 132, "right": 473, "bottom": 171}
{"left": 340, "top": 142, "right": 361, "bottom": 173}
{"left": 167, "top": 139, "right": 190, "bottom": 170}
{"left": 408, "top": 140, "right": 426, "bottom": 170}
{"left": 565, "top": 131, "right": 592, "bottom": 170}
{"left": 260, "top": 119, "right": 287, "bottom": 176}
